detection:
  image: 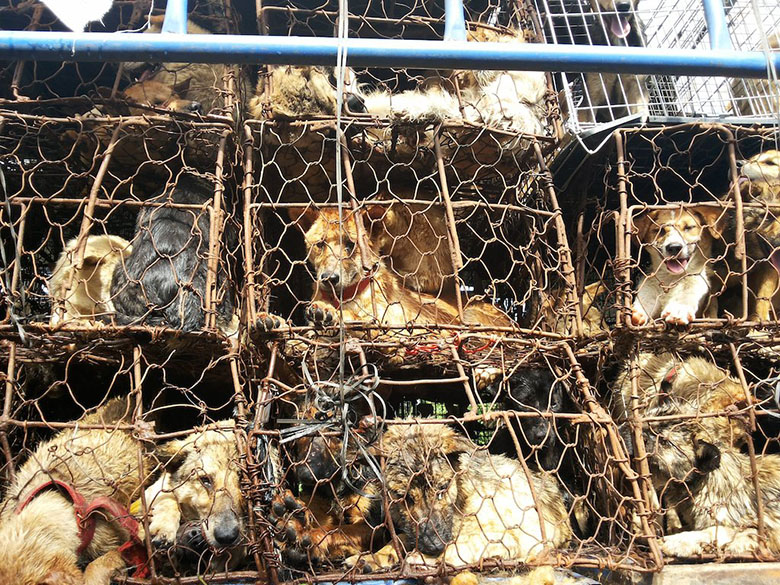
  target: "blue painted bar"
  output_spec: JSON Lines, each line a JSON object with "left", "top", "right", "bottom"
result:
{"left": 701, "top": 0, "right": 733, "bottom": 50}
{"left": 443, "top": 0, "right": 467, "bottom": 41}
{"left": 161, "top": 0, "right": 189, "bottom": 35}
{"left": 0, "top": 32, "right": 778, "bottom": 78}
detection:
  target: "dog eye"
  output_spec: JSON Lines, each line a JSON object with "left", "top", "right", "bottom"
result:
{"left": 199, "top": 475, "right": 213, "bottom": 489}
{"left": 315, "top": 241, "right": 326, "bottom": 250}
{"left": 684, "top": 225, "right": 695, "bottom": 231}
{"left": 344, "top": 241, "right": 355, "bottom": 253}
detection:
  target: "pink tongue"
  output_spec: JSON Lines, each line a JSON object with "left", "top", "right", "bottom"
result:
{"left": 666, "top": 259, "right": 688, "bottom": 274}
{"left": 610, "top": 15, "right": 631, "bottom": 38}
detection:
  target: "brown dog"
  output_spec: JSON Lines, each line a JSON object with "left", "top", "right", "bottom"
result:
{"left": 347, "top": 422, "right": 572, "bottom": 570}
{"left": 122, "top": 78, "right": 203, "bottom": 115}
{"left": 0, "top": 397, "right": 149, "bottom": 585}
{"left": 631, "top": 206, "right": 724, "bottom": 326}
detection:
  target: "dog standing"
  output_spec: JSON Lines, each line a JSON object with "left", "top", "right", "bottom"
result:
{"left": 631, "top": 206, "right": 724, "bottom": 326}
{"left": 140, "top": 423, "right": 248, "bottom": 571}
{"left": 0, "top": 397, "right": 149, "bottom": 585}
{"left": 580, "top": 0, "right": 649, "bottom": 123}
{"left": 644, "top": 400, "right": 780, "bottom": 557}
{"left": 49, "top": 234, "right": 132, "bottom": 326}
{"left": 347, "top": 423, "right": 572, "bottom": 570}
{"left": 110, "top": 173, "right": 237, "bottom": 333}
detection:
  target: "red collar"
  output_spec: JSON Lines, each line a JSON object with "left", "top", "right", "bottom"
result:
{"left": 16, "top": 479, "right": 149, "bottom": 577}
{"left": 663, "top": 365, "right": 678, "bottom": 384}
{"left": 322, "top": 273, "right": 374, "bottom": 310}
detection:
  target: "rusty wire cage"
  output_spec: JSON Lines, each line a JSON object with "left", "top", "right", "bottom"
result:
{"left": 532, "top": 0, "right": 780, "bottom": 132}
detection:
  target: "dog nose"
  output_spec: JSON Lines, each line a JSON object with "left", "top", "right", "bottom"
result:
{"left": 214, "top": 519, "right": 241, "bottom": 546}
{"left": 188, "top": 101, "right": 203, "bottom": 113}
{"left": 615, "top": 1, "right": 631, "bottom": 11}
{"left": 418, "top": 532, "right": 447, "bottom": 556}
{"left": 736, "top": 159, "right": 745, "bottom": 169}
{"left": 665, "top": 242, "right": 683, "bottom": 256}
{"left": 320, "top": 271, "right": 340, "bottom": 286}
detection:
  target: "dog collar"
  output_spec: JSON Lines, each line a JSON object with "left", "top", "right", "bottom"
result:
{"left": 323, "top": 270, "right": 375, "bottom": 310}
{"left": 15, "top": 479, "right": 149, "bottom": 577}
{"left": 663, "top": 366, "right": 678, "bottom": 384}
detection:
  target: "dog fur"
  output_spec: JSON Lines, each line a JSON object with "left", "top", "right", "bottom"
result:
{"left": 122, "top": 78, "right": 203, "bottom": 116}
{"left": 631, "top": 206, "right": 724, "bottom": 326}
{"left": 361, "top": 27, "right": 547, "bottom": 138}
{"left": 580, "top": 0, "right": 649, "bottom": 123}
{"left": 644, "top": 400, "right": 780, "bottom": 556}
{"left": 140, "top": 423, "right": 247, "bottom": 570}
{"left": 348, "top": 423, "right": 572, "bottom": 569}
{"left": 110, "top": 173, "right": 236, "bottom": 333}
{"left": 0, "top": 397, "right": 149, "bottom": 585}
{"left": 735, "top": 150, "right": 780, "bottom": 320}
{"left": 49, "top": 234, "right": 132, "bottom": 326}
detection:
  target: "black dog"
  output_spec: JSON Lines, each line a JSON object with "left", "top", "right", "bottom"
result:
{"left": 110, "top": 173, "right": 235, "bottom": 331}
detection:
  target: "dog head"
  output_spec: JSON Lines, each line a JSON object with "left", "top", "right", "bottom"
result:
{"left": 633, "top": 206, "right": 723, "bottom": 275}
{"left": 500, "top": 369, "right": 569, "bottom": 449}
{"left": 123, "top": 78, "right": 202, "bottom": 115}
{"left": 738, "top": 150, "right": 780, "bottom": 200}
{"left": 590, "top": 0, "right": 640, "bottom": 40}
{"left": 156, "top": 426, "right": 245, "bottom": 555}
{"left": 380, "top": 423, "right": 474, "bottom": 556}
{"left": 643, "top": 401, "right": 723, "bottom": 486}
{"left": 290, "top": 206, "right": 381, "bottom": 296}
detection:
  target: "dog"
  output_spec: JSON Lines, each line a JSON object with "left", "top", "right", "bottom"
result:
{"left": 631, "top": 206, "right": 724, "bottom": 326}
{"left": 734, "top": 150, "right": 780, "bottom": 321}
{"left": 0, "top": 397, "right": 150, "bottom": 585}
{"left": 124, "top": 15, "right": 223, "bottom": 114}
{"left": 579, "top": 0, "right": 649, "bottom": 123}
{"left": 110, "top": 173, "right": 237, "bottom": 333}
{"left": 539, "top": 281, "right": 610, "bottom": 335}
{"left": 48, "top": 234, "right": 132, "bottom": 326}
{"left": 346, "top": 422, "right": 572, "bottom": 570}
{"left": 290, "top": 205, "right": 512, "bottom": 334}
{"left": 361, "top": 27, "right": 547, "bottom": 139}
{"left": 643, "top": 400, "right": 780, "bottom": 557}
{"left": 122, "top": 78, "right": 203, "bottom": 116}
{"left": 139, "top": 423, "right": 248, "bottom": 571}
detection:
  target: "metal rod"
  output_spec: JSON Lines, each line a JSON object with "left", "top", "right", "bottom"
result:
{"left": 443, "top": 0, "right": 467, "bottom": 41}
{"left": 161, "top": 0, "right": 189, "bottom": 35}
{"left": 1, "top": 32, "right": 778, "bottom": 77}
{"left": 701, "top": 0, "right": 733, "bottom": 51}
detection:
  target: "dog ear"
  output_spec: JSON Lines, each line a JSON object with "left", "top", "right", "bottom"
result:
{"left": 156, "top": 440, "right": 189, "bottom": 474}
{"left": 173, "top": 77, "right": 192, "bottom": 97}
{"left": 693, "top": 206, "right": 725, "bottom": 240}
{"left": 694, "top": 439, "right": 721, "bottom": 473}
{"left": 288, "top": 206, "right": 319, "bottom": 233}
{"left": 632, "top": 210, "right": 657, "bottom": 244}
{"left": 444, "top": 434, "right": 474, "bottom": 469}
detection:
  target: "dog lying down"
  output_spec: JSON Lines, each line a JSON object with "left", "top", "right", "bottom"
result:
{"left": 0, "top": 397, "right": 150, "bottom": 585}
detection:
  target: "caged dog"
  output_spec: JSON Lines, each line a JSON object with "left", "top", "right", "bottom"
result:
{"left": 0, "top": 397, "right": 150, "bottom": 585}
{"left": 48, "top": 234, "right": 132, "bottom": 326}
{"left": 631, "top": 205, "right": 724, "bottom": 327}
{"left": 643, "top": 400, "right": 780, "bottom": 557}
{"left": 733, "top": 150, "right": 780, "bottom": 321}
{"left": 138, "top": 423, "right": 251, "bottom": 571}
{"left": 346, "top": 423, "right": 572, "bottom": 571}
{"left": 110, "top": 173, "right": 237, "bottom": 334}
{"left": 579, "top": 0, "right": 649, "bottom": 123}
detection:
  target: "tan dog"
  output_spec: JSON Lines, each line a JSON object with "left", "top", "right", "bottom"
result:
{"left": 49, "top": 234, "right": 132, "bottom": 326}
{"left": 631, "top": 206, "right": 723, "bottom": 326}
{"left": 122, "top": 78, "right": 203, "bottom": 115}
{"left": 644, "top": 400, "right": 780, "bottom": 557}
{"left": 140, "top": 424, "right": 247, "bottom": 569}
{"left": 0, "top": 397, "right": 149, "bottom": 585}
{"left": 347, "top": 423, "right": 571, "bottom": 570}
{"left": 291, "top": 205, "right": 511, "bottom": 333}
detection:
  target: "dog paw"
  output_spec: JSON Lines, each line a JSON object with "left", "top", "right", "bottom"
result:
{"left": 661, "top": 302, "right": 696, "bottom": 326}
{"left": 474, "top": 366, "right": 502, "bottom": 391}
{"left": 344, "top": 546, "right": 400, "bottom": 572}
{"left": 631, "top": 307, "right": 649, "bottom": 326}
{"left": 252, "top": 311, "right": 286, "bottom": 334}
{"left": 147, "top": 509, "right": 181, "bottom": 550}
{"left": 305, "top": 302, "right": 339, "bottom": 328}
{"left": 270, "top": 491, "right": 328, "bottom": 566}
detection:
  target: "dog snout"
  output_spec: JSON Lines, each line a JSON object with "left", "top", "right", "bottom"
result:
{"left": 213, "top": 513, "right": 242, "bottom": 546}
{"left": 615, "top": 0, "right": 631, "bottom": 12}
{"left": 188, "top": 101, "right": 203, "bottom": 114}
{"left": 319, "top": 271, "right": 341, "bottom": 286}
{"left": 665, "top": 242, "right": 683, "bottom": 256}
{"left": 417, "top": 521, "right": 449, "bottom": 556}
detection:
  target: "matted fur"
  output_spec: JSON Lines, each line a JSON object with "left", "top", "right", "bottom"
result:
{"left": 631, "top": 206, "right": 724, "bottom": 326}
{"left": 349, "top": 423, "right": 571, "bottom": 569}
{"left": 141, "top": 423, "right": 247, "bottom": 570}
{"left": 0, "top": 397, "right": 148, "bottom": 585}
{"left": 645, "top": 401, "right": 780, "bottom": 556}
{"left": 48, "top": 234, "right": 132, "bottom": 326}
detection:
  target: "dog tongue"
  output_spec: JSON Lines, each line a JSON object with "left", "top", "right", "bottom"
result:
{"left": 610, "top": 15, "right": 631, "bottom": 39}
{"left": 666, "top": 258, "right": 688, "bottom": 274}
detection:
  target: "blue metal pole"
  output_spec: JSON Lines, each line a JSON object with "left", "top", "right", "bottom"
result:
{"left": 443, "top": 0, "right": 467, "bottom": 42}
{"left": 161, "top": 0, "right": 189, "bottom": 35}
{"left": 701, "top": 0, "right": 733, "bottom": 51}
{"left": 0, "top": 32, "right": 778, "bottom": 78}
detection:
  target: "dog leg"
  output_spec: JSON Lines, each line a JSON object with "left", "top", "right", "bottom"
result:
{"left": 345, "top": 541, "right": 401, "bottom": 571}
{"left": 660, "top": 525, "right": 757, "bottom": 557}
{"left": 660, "top": 273, "right": 711, "bottom": 326}
{"left": 750, "top": 262, "right": 779, "bottom": 321}
{"left": 305, "top": 301, "right": 340, "bottom": 328}
{"left": 83, "top": 549, "right": 125, "bottom": 585}
{"left": 143, "top": 475, "right": 182, "bottom": 548}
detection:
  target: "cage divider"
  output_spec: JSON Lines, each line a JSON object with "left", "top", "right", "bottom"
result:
{"left": 726, "top": 131, "right": 750, "bottom": 320}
